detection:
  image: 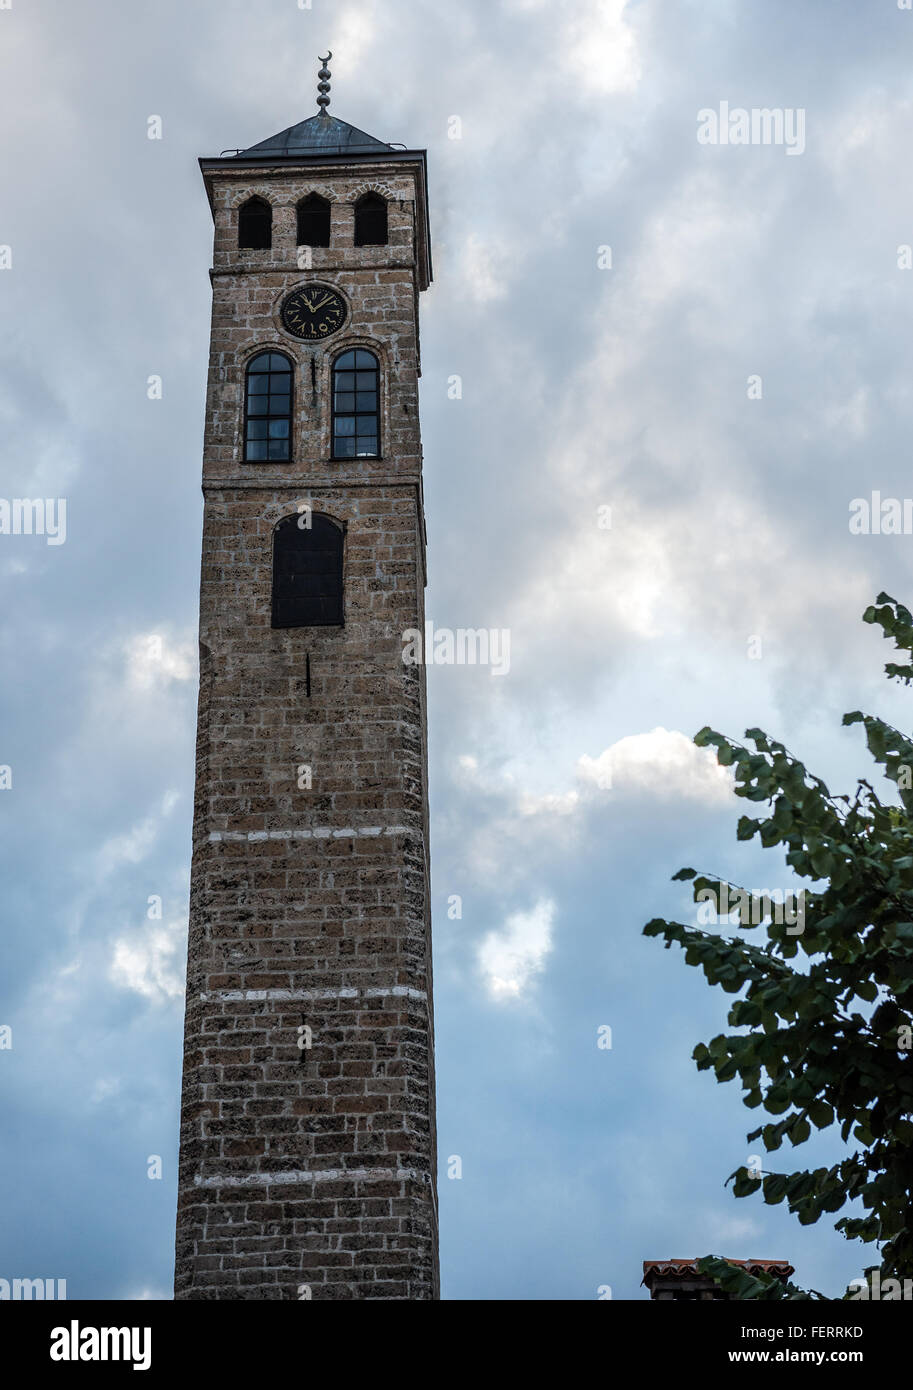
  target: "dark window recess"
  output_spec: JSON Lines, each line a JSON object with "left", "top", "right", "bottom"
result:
{"left": 297, "top": 194, "right": 331, "bottom": 247}
{"left": 238, "top": 197, "right": 272, "bottom": 250}
{"left": 332, "top": 349, "right": 380, "bottom": 459}
{"left": 245, "top": 351, "right": 293, "bottom": 463}
{"left": 354, "top": 193, "right": 388, "bottom": 247}
{"left": 272, "top": 513, "right": 344, "bottom": 629}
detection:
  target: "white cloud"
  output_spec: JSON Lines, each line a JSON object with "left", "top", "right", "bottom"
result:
{"left": 822, "top": 385, "right": 869, "bottom": 441}
{"left": 455, "top": 232, "right": 514, "bottom": 304}
{"left": 125, "top": 632, "right": 196, "bottom": 691}
{"left": 95, "top": 792, "right": 180, "bottom": 878}
{"left": 562, "top": 0, "right": 641, "bottom": 96}
{"left": 331, "top": 2, "right": 381, "bottom": 73}
{"left": 478, "top": 899, "right": 555, "bottom": 1000}
{"left": 461, "top": 728, "right": 731, "bottom": 822}
{"left": 509, "top": 518, "right": 673, "bottom": 642}
{"left": 109, "top": 918, "right": 186, "bottom": 1004}
{"left": 578, "top": 727, "right": 733, "bottom": 804}
{"left": 518, "top": 788, "right": 581, "bottom": 817}
{"left": 90, "top": 1078, "right": 122, "bottom": 1105}
{"left": 704, "top": 1212, "right": 764, "bottom": 1246}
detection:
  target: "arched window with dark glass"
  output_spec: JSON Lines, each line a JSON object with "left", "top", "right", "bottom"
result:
{"left": 272, "top": 512, "right": 344, "bottom": 629}
{"left": 354, "top": 193, "right": 388, "bottom": 247}
{"left": 245, "top": 352, "right": 292, "bottom": 462}
{"left": 238, "top": 196, "right": 272, "bottom": 250}
{"left": 297, "top": 194, "right": 331, "bottom": 248}
{"left": 332, "top": 350, "right": 380, "bottom": 459}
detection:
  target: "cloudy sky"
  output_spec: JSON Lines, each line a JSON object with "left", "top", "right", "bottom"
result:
{"left": 3, "top": 0, "right": 913, "bottom": 1300}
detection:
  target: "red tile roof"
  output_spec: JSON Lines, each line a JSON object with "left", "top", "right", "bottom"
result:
{"left": 643, "top": 1258, "right": 794, "bottom": 1283}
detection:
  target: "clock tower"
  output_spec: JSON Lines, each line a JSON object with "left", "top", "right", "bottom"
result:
{"left": 174, "top": 61, "right": 439, "bottom": 1300}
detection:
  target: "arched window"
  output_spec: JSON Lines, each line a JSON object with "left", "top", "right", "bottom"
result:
{"left": 297, "top": 194, "right": 331, "bottom": 248}
{"left": 272, "top": 513, "right": 344, "bottom": 629}
{"left": 238, "top": 196, "right": 272, "bottom": 250}
{"left": 354, "top": 193, "right": 388, "bottom": 247}
{"left": 245, "top": 352, "right": 292, "bottom": 462}
{"left": 332, "top": 350, "right": 380, "bottom": 459}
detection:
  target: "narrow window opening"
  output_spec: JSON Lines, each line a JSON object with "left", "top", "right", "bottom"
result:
{"left": 297, "top": 194, "right": 331, "bottom": 248}
{"left": 332, "top": 349, "right": 380, "bottom": 459}
{"left": 238, "top": 196, "right": 272, "bottom": 250}
{"left": 354, "top": 193, "right": 388, "bottom": 247}
{"left": 245, "top": 351, "right": 292, "bottom": 463}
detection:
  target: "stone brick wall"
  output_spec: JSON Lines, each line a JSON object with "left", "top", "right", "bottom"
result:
{"left": 174, "top": 156, "right": 438, "bottom": 1299}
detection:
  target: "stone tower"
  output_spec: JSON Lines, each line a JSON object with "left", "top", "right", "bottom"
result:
{"left": 174, "top": 72, "right": 438, "bottom": 1300}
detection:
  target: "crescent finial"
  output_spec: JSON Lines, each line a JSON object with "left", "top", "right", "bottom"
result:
{"left": 317, "top": 52, "right": 332, "bottom": 111}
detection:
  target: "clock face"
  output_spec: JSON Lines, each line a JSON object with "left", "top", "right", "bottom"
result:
{"left": 280, "top": 283, "right": 348, "bottom": 341}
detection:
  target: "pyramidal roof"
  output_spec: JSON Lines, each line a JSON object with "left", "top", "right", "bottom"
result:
{"left": 236, "top": 111, "right": 394, "bottom": 160}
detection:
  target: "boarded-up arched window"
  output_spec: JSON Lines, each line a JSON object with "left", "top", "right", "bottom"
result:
{"left": 297, "top": 194, "right": 331, "bottom": 248}
{"left": 272, "top": 513, "right": 344, "bottom": 629}
{"left": 238, "top": 196, "right": 272, "bottom": 250}
{"left": 354, "top": 193, "right": 388, "bottom": 247}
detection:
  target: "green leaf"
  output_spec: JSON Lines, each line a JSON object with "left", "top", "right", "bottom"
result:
{"left": 808, "top": 1101, "right": 834, "bottom": 1130}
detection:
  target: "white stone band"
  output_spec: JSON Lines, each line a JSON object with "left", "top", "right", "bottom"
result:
{"left": 199, "top": 986, "right": 427, "bottom": 1004}
{"left": 194, "top": 1167, "right": 430, "bottom": 1189}
{"left": 207, "top": 827, "right": 416, "bottom": 843}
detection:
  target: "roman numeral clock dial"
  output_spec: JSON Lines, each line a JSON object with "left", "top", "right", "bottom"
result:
{"left": 280, "top": 283, "right": 348, "bottom": 341}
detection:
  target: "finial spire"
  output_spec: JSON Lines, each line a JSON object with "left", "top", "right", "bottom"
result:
{"left": 317, "top": 52, "right": 332, "bottom": 113}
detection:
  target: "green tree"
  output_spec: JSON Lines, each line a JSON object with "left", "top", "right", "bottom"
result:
{"left": 644, "top": 595, "right": 913, "bottom": 1298}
